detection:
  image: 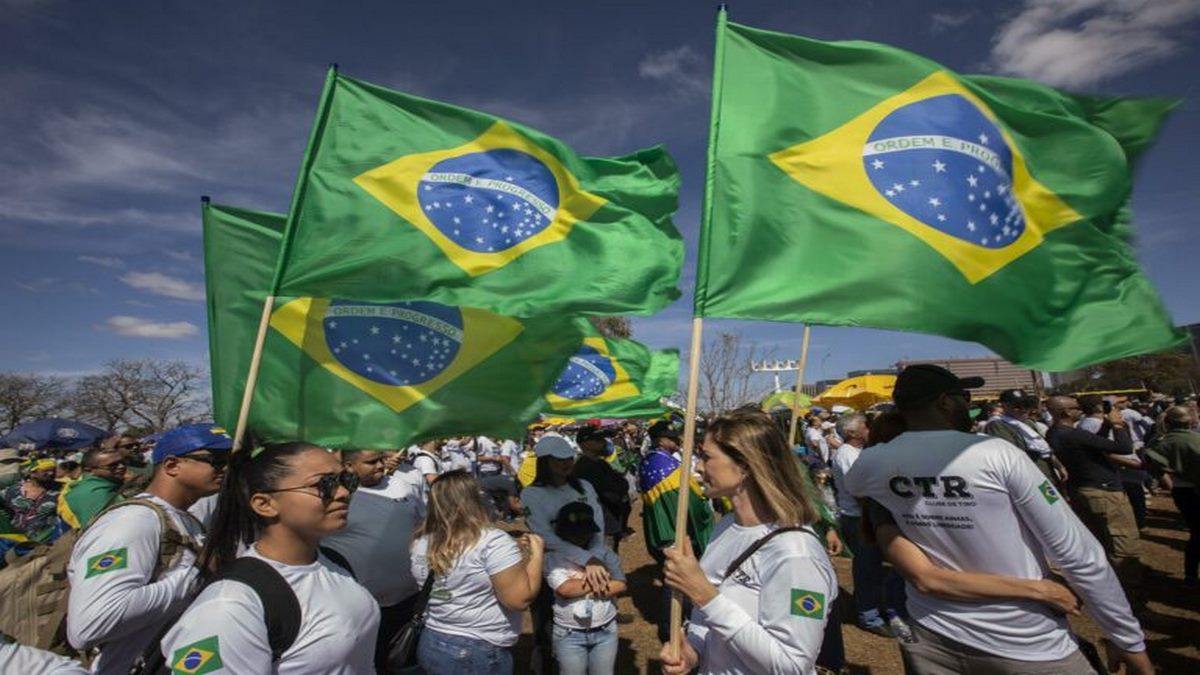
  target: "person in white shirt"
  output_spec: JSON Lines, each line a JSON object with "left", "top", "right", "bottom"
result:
{"left": 412, "top": 470, "right": 543, "bottom": 674}
{"left": 408, "top": 440, "right": 443, "bottom": 484}
{"left": 66, "top": 423, "right": 230, "bottom": 675}
{"left": 322, "top": 449, "right": 427, "bottom": 671}
{"left": 161, "top": 442, "right": 379, "bottom": 674}
{"left": 660, "top": 411, "right": 838, "bottom": 675}
{"left": 803, "top": 415, "right": 830, "bottom": 464}
{"left": 0, "top": 632, "right": 88, "bottom": 675}
{"left": 546, "top": 501, "right": 626, "bottom": 675}
{"left": 830, "top": 413, "right": 905, "bottom": 637}
{"left": 846, "top": 364, "right": 1152, "bottom": 675}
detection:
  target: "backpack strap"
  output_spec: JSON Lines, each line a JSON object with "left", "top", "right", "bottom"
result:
{"left": 722, "top": 526, "right": 819, "bottom": 581}
{"left": 82, "top": 498, "right": 198, "bottom": 579}
{"left": 318, "top": 546, "right": 355, "bottom": 580}
{"left": 213, "top": 558, "right": 302, "bottom": 662}
{"left": 129, "top": 557, "right": 302, "bottom": 674}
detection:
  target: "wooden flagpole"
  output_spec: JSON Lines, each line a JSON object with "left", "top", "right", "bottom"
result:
{"left": 668, "top": 316, "right": 705, "bottom": 657}
{"left": 787, "top": 324, "right": 813, "bottom": 447}
{"left": 231, "top": 295, "right": 275, "bottom": 452}
{"left": 668, "top": 4, "right": 727, "bottom": 657}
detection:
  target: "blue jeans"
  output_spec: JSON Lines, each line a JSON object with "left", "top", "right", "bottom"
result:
{"left": 552, "top": 621, "right": 618, "bottom": 675}
{"left": 417, "top": 628, "right": 512, "bottom": 675}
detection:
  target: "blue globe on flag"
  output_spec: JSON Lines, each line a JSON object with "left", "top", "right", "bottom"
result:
{"left": 418, "top": 149, "right": 560, "bottom": 253}
{"left": 863, "top": 94, "right": 1025, "bottom": 249}
{"left": 552, "top": 345, "right": 617, "bottom": 401}
{"left": 323, "top": 300, "right": 464, "bottom": 387}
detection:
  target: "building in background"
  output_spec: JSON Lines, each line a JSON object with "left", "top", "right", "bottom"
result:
{"left": 896, "top": 357, "right": 1041, "bottom": 401}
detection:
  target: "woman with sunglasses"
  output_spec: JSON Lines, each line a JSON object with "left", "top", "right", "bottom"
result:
{"left": 161, "top": 441, "right": 379, "bottom": 673}
{"left": 413, "top": 470, "right": 544, "bottom": 674}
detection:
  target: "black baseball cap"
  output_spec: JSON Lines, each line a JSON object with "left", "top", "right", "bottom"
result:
{"left": 575, "top": 426, "right": 609, "bottom": 444}
{"left": 648, "top": 420, "right": 681, "bottom": 440}
{"left": 553, "top": 501, "right": 600, "bottom": 539}
{"left": 893, "top": 364, "right": 984, "bottom": 410}
{"left": 998, "top": 389, "right": 1037, "bottom": 407}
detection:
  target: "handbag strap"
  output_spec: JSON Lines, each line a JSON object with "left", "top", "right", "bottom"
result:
{"left": 409, "top": 571, "right": 437, "bottom": 623}
{"left": 722, "top": 526, "right": 816, "bottom": 581}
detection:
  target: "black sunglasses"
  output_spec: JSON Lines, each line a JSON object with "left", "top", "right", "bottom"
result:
{"left": 264, "top": 471, "right": 359, "bottom": 502}
{"left": 179, "top": 453, "right": 229, "bottom": 470}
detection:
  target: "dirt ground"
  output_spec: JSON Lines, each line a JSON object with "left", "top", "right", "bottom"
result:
{"left": 510, "top": 494, "right": 1199, "bottom": 674}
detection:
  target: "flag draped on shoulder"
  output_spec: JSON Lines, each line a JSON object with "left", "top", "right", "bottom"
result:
{"left": 544, "top": 325, "right": 679, "bottom": 419}
{"left": 203, "top": 201, "right": 585, "bottom": 448}
{"left": 271, "top": 70, "right": 684, "bottom": 317}
{"left": 694, "top": 13, "right": 1184, "bottom": 370}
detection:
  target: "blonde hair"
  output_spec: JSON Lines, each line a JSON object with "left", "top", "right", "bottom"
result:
{"left": 705, "top": 411, "right": 819, "bottom": 527}
{"left": 415, "top": 470, "right": 493, "bottom": 576}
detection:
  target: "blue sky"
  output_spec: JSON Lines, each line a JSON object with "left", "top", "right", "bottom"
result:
{"left": 2, "top": 0, "right": 1198, "bottom": 391}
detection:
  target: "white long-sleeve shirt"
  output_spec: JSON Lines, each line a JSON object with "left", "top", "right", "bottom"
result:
{"left": 0, "top": 636, "right": 88, "bottom": 675}
{"left": 845, "top": 430, "right": 1144, "bottom": 659}
{"left": 520, "top": 480, "right": 604, "bottom": 567}
{"left": 66, "top": 494, "right": 205, "bottom": 675}
{"left": 686, "top": 516, "right": 836, "bottom": 675}
{"left": 161, "top": 546, "right": 379, "bottom": 674}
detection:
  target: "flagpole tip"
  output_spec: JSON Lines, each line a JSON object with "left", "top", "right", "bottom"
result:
{"left": 200, "top": 195, "right": 210, "bottom": 204}
{"left": 329, "top": 62, "right": 339, "bottom": 72}
{"left": 717, "top": 3, "right": 727, "bottom": 11}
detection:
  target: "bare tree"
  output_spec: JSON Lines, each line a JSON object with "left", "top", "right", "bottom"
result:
{"left": 71, "top": 359, "right": 207, "bottom": 433}
{"left": 695, "top": 332, "right": 775, "bottom": 416}
{"left": 0, "top": 373, "right": 69, "bottom": 433}
{"left": 588, "top": 316, "right": 632, "bottom": 339}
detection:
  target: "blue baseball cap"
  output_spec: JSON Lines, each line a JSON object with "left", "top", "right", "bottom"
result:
{"left": 153, "top": 423, "right": 233, "bottom": 464}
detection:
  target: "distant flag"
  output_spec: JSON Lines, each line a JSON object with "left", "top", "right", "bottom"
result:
{"left": 270, "top": 69, "right": 684, "bottom": 318}
{"left": 694, "top": 12, "right": 1185, "bottom": 370}
{"left": 203, "top": 202, "right": 585, "bottom": 447}
{"left": 544, "top": 326, "right": 679, "bottom": 418}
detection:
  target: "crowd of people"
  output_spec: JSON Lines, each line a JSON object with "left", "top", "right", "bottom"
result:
{"left": 0, "top": 364, "right": 1197, "bottom": 674}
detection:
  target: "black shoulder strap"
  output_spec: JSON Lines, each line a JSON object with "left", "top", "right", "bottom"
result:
{"left": 410, "top": 571, "right": 436, "bottom": 622}
{"left": 722, "top": 526, "right": 818, "bottom": 581}
{"left": 318, "top": 545, "right": 356, "bottom": 580}
{"left": 214, "top": 558, "right": 302, "bottom": 661}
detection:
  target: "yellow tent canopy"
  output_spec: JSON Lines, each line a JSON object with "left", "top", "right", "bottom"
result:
{"left": 761, "top": 390, "right": 812, "bottom": 412}
{"left": 814, "top": 374, "right": 896, "bottom": 410}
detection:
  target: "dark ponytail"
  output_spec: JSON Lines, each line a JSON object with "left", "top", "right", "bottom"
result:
{"left": 198, "top": 438, "right": 320, "bottom": 574}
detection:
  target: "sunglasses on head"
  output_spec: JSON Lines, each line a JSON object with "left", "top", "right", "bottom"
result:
{"left": 263, "top": 470, "right": 359, "bottom": 502}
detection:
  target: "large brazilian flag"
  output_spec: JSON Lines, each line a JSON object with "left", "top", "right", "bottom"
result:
{"left": 203, "top": 201, "right": 585, "bottom": 448}
{"left": 270, "top": 70, "right": 683, "bottom": 318}
{"left": 694, "top": 12, "right": 1184, "bottom": 370}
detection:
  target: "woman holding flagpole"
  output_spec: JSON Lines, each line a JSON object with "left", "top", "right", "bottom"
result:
{"left": 660, "top": 411, "right": 837, "bottom": 675}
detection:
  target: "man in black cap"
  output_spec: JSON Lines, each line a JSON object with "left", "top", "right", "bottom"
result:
{"left": 572, "top": 427, "right": 632, "bottom": 552}
{"left": 846, "top": 365, "right": 1150, "bottom": 675}
{"left": 985, "top": 389, "right": 1066, "bottom": 483}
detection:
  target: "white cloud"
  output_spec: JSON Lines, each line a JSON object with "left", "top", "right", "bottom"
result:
{"left": 103, "top": 315, "right": 198, "bottom": 339}
{"left": 931, "top": 10, "right": 974, "bottom": 34}
{"left": 77, "top": 255, "right": 124, "bottom": 269}
{"left": 16, "top": 276, "right": 57, "bottom": 292}
{"left": 120, "top": 271, "right": 206, "bottom": 301}
{"left": 638, "top": 46, "right": 708, "bottom": 97}
{"left": 991, "top": 0, "right": 1200, "bottom": 88}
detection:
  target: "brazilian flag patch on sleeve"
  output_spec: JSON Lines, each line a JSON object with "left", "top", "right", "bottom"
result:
{"left": 171, "top": 635, "right": 223, "bottom": 674}
{"left": 1038, "top": 480, "right": 1061, "bottom": 505}
{"left": 85, "top": 548, "right": 127, "bottom": 578}
{"left": 790, "top": 588, "right": 826, "bottom": 620}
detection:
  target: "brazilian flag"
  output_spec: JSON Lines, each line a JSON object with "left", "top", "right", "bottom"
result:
{"left": 639, "top": 449, "right": 714, "bottom": 565}
{"left": 203, "top": 202, "right": 585, "bottom": 448}
{"left": 270, "top": 70, "right": 683, "bottom": 318}
{"left": 694, "top": 11, "right": 1184, "bottom": 370}
{"left": 544, "top": 325, "right": 679, "bottom": 419}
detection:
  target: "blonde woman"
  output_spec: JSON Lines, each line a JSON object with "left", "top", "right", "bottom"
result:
{"left": 661, "top": 411, "right": 837, "bottom": 675}
{"left": 412, "top": 470, "right": 543, "bottom": 674}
